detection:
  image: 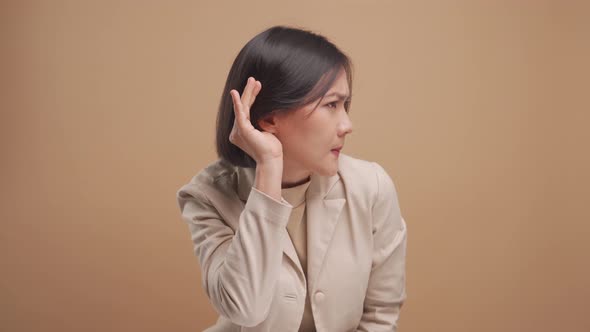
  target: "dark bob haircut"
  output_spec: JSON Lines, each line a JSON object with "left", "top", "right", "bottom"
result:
{"left": 215, "top": 25, "right": 354, "bottom": 168}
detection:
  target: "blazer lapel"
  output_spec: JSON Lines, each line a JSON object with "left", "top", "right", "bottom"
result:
{"left": 234, "top": 164, "right": 346, "bottom": 289}
{"left": 305, "top": 170, "right": 346, "bottom": 291}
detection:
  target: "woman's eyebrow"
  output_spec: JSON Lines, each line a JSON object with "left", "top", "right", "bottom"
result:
{"left": 324, "top": 92, "right": 350, "bottom": 100}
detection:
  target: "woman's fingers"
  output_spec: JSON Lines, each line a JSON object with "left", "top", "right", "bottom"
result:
{"left": 241, "top": 77, "right": 254, "bottom": 107}
{"left": 241, "top": 77, "right": 261, "bottom": 108}
{"left": 250, "top": 80, "right": 262, "bottom": 108}
{"left": 230, "top": 89, "right": 243, "bottom": 121}
{"left": 240, "top": 77, "right": 257, "bottom": 119}
{"left": 230, "top": 77, "right": 261, "bottom": 131}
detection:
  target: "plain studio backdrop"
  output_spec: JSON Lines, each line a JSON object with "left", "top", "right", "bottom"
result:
{"left": 2, "top": 1, "right": 589, "bottom": 331}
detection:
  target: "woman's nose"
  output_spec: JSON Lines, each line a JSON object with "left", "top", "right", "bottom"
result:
{"left": 338, "top": 113, "right": 353, "bottom": 136}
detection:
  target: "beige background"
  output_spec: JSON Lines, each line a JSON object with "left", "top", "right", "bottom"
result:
{"left": 2, "top": 1, "right": 589, "bottom": 331}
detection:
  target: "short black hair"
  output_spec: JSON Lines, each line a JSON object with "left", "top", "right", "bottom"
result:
{"left": 215, "top": 25, "right": 354, "bottom": 168}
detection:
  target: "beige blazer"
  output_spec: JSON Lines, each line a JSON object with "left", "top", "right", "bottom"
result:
{"left": 176, "top": 153, "right": 407, "bottom": 332}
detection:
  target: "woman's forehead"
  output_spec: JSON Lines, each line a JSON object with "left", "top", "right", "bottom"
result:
{"left": 325, "top": 69, "right": 350, "bottom": 96}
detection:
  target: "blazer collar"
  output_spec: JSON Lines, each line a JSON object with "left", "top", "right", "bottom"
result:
{"left": 234, "top": 156, "right": 347, "bottom": 292}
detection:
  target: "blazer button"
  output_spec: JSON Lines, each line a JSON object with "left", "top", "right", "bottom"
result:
{"left": 314, "top": 291, "right": 325, "bottom": 302}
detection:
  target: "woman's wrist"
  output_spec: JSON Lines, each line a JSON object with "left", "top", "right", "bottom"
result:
{"left": 254, "top": 159, "right": 283, "bottom": 202}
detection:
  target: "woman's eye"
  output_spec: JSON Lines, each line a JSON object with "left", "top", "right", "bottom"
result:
{"left": 326, "top": 102, "right": 337, "bottom": 109}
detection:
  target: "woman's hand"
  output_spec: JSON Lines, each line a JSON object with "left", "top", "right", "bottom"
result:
{"left": 229, "top": 77, "right": 283, "bottom": 164}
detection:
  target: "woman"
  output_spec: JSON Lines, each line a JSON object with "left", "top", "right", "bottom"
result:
{"left": 176, "top": 25, "right": 407, "bottom": 332}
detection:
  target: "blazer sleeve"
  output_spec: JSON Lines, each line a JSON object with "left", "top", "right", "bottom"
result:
{"left": 356, "top": 162, "right": 408, "bottom": 332}
{"left": 176, "top": 183, "right": 293, "bottom": 327}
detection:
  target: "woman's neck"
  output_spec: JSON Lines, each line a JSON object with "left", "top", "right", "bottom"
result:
{"left": 281, "top": 174, "right": 311, "bottom": 188}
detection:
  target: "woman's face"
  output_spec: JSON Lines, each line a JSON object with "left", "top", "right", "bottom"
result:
{"left": 274, "top": 67, "right": 353, "bottom": 178}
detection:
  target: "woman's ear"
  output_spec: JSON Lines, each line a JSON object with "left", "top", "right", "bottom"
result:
{"left": 257, "top": 113, "right": 280, "bottom": 134}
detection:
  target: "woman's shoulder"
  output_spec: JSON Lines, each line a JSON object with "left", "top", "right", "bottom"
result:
{"left": 176, "top": 158, "right": 238, "bottom": 201}
{"left": 186, "top": 158, "right": 235, "bottom": 185}
{"left": 338, "top": 153, "right": 399, "bottom": 208}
